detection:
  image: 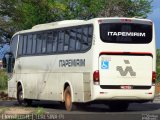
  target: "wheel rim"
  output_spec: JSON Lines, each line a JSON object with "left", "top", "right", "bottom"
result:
{"left": 19, "top": 91, "right": 23, "bottom": 101}
{"left": 18, "top": 90, "right": 24, "bottom": 104}
{"left": 65, "top": 91, "right": 72, "bottom": 111}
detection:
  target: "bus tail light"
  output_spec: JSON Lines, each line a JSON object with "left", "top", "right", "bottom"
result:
{"left": 152, "top": 71, "right": 156, "bottom": 84}
{"left": 93, "top": 70, "right": 100, "bottom": 85}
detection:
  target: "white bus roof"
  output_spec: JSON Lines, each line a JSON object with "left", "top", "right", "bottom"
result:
{"left": 13, "top": 17, "right": 152, "bottom": 37}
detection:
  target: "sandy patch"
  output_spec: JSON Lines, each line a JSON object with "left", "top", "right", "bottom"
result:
{"left": 4, "top": 107, "right": 34, "bottom": 115}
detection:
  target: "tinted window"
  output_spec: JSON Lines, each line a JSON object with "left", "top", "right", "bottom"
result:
{"left": 46, "top": 32, "right": 53, "bottom": 53}
{"left": 64, "top": 30, "right": 70, "bottom": 52}
{"left": 27, "top": 34, "right": 32, "bottom": 54}
{"left": 11, "top": 35, "right": 18, "bottom": 57}
{"left": 42, "top": 33, "right": 47, "bottom": 53}
{"left": 36, "top": 34, "right": 42, "bottom": 53}
{"left": 58, "top": 31, "right": 64, "bottom": 52}
{"left": 82, "top": 26, "right": 89, "bottom": 50}
{"left": 100, "top": 23, "right": 152, "bottom": 44}
{"left": 17, "top": 24, "right": 93, "bottom": 57}
{"left": 69, "top": 29, "right": 76, "bottom": 51}
{"left": 76, "top": 28, "right": 82, "bottom": 50}
{"left": 23, "top": 35, "right": 27, "bottom": 54}
{"left": 18, "top": 35, "right": 23, "bottom": 56}
{"left": 88, "top": 26, "right": 93, "bottom": 43}
{"left": 32, "top": 34, "right": 37, "bottom": 54}
{"left": 53, "top": 31, "right": 58, "bottom": 52}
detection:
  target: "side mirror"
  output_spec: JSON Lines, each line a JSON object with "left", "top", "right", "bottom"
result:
{"left": 2, "top": 52, "right": 15, "bottom": 73}
{"left": 2, "top": 57, "right": 7, "bottom": 68}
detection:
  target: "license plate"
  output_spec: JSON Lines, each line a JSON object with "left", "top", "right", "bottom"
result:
{"left": 121, "top": 85, "right": 132, "bottom": 89}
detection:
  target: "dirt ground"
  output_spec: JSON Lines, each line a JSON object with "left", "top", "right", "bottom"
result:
{"left": 0, "top": 107, "right": 34, "bottom": 114}
{"left": 0, "top": 83, "right": 159, "bottom": 115}
{"left": 156, "top": 83, "right": 160, "bottom": 94}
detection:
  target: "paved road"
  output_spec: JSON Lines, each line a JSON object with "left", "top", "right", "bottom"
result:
{"left": 0, "top": 98, "right": 160, "bottom": 120}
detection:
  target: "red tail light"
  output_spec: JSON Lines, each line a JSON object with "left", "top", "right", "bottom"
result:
{"left": 152, "top": 71, "right": 156, "bottom": 83}
{"left": 93, "top": 70, "right": 100, "bottom": 85}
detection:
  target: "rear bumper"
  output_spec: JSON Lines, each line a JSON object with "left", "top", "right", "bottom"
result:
{"left": 92, "top": 85, "right": 155, "bottom": 101}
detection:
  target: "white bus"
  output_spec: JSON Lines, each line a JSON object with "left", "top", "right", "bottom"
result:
{"left": 3, "top": 17, "right": 156, "bottom": 111}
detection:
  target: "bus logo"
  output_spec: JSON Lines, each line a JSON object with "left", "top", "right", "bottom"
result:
{"left": 116, "top": 60, "right": 136, "bottom": 76}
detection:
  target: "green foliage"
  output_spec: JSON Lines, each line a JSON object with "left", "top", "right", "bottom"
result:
{"left": 0, "top": 0, "right": 153, "bottom": 36}
{"left": 99, "top": 0, "right": 152, "bottom": 18}
{"left": 0, "top": 69, "right": 8, "bottom": 90}
{"left": 157, "top": 49, "right": 160, "bottom": 83}
{"left": 34, "top": 107, "right": 45, "bottom": 115}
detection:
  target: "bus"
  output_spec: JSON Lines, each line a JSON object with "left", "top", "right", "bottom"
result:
{"left": 3, "top": 17, "right": 156, "bottom": 111}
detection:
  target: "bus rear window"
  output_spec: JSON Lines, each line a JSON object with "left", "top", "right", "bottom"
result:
{"left": 100, "top": 23, "right": 152, "bottom": 44}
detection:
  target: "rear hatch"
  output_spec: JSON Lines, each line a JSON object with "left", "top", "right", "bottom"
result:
{"left": 99, "top": 53, "right": 152, "bottom": 86}
{"left": 99, "top": 18, "right": 153, "bottom": 87}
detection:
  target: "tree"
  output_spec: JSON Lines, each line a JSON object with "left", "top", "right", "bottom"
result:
{"left": 0, "top": 0, "right": 153, "bottom": 38}
{"left": 99, "top": 0, "right": 153, "bottom": 18}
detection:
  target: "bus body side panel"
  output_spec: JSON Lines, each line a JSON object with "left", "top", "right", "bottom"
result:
{"left": 55, "top": 52, "right": 92, "bottom": 102}
{"left": 13, "top": 51, "right": 92, "bottom": 102}
{"left": 8, "top": 76, "right": 17, "bottom": 98}
{"left": 59, "top": 72, "right": 91, "bottom": 102}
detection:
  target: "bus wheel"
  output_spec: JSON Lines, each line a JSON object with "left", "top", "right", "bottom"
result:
{"left": 24, "top": 99, "right": 32, "bottom": 106}
{"left": 17, "top": 85, "right": 32, "bottom": 106}
{"left": 64, "top": 86, "right": 75, "bottom": 111}
{"left": 109, "top": 102, "right": 129, "bottom": 111}
{"left": 17, "top": 85, "right": 24, "bottom": 105}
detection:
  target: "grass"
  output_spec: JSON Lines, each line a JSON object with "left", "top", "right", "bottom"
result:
{"left": 156, "top": 49, "right": 160, "bottom": 83}
{"left": 34, "top": 107, "right": 46, "bottom": 115}
{"left": 0, "top": 69, "right": 8, "bottom": 90}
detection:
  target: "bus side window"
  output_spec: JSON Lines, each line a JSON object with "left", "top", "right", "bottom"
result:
{"left": 81, "top": 26, "right": 88, "bottom": 50}
{"left": 76, "top": 28, "right": 82, "bottom": 51}
{"left": 18, "top": 35, "right": 23, "bottom": 56}
{"left": 27, "top": 34, "right": 32, "bottom": 55}
{"left": 32, "top": 34, "right": 37, "bottom": 54}
{"left": 42, "top": 33, "right": 47, "bottom": 53}
{"left": 53, "top": 31, "right": 58, "bottom": 53}
{"left": 58, "top": 31, "right": 64, "bottom": 52}
{"left": 11, "top": 35, "right": 18, "bottom": 58}
{"left": 47, "top": 32, "right": 53, "bottom": 53}
{"left": 88, "top": 26, "right": 93, "bottom": 44}
{"left": 23, "top": 35, "right": 27, "bottom": 55}
{"left": 64, "top": 30, "right": 70, "bottom": 52}
{"left": 36, "top": 34, "right": 42, "bottom": 54}
{"left": 69, "top": 29, "right": 76, "bottom": 52}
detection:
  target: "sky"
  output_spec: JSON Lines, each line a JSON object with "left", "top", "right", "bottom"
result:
{"left": 147, "top": 0, "right": 160, "bottom": 48}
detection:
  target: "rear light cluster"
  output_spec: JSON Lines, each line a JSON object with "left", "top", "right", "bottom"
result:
{"left": 152, "top": 71, "right": 156, "bottom": 84}
{"left": 93, "top": 70, "right": 100, "bottom": 85}
{"left": 93, "top": 70, "right": 156, "bottom": 85}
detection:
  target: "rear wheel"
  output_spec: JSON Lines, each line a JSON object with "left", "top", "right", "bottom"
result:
{"left": 108, "top": 102, "right": 129, "bottom": 111}
{"left": 17, "top": 85, "right": 32, "bottom": 106}
{"left": 64, "top": 86, "right": 76, "bottom": 111}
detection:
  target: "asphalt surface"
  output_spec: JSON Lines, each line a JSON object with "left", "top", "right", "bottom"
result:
{"left": 0, "top": 98, "right": 160, "bottom": 120}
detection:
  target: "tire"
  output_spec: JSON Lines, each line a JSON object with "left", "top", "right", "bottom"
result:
{"left": 64, "top": 86, "right": 76, "bottom": 111}
{"left": 109, "top": 102, "right": 129, "bottom": 111}
{"left": 24, "top": 99, "right": 32, "bottom": 106}
{"left": 17, "top": 85, "right": 32, "bottom": 106}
